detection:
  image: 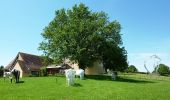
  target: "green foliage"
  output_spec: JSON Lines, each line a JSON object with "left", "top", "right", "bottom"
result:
{"left": 126, "top": 65, "right": 138, "bottom": 73}
{"left": 40, "top": 67, "right": 47, "bottom": 76}
{"left": 103, "top": 45, "right": 128, "bottom": 72}
{"left": 40, "top": 56, "right": 53, "bottom": 66}
{"left": 0, "top": 65, "right": 4, "bottom": 77}
{"left": 157, "top": 64, "right": 170, "bottom": 76}
{"left": 39, "top": 3, "right": 127, "bottom": 71}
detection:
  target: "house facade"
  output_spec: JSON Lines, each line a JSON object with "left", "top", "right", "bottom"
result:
{"left": 5, "top": 52, "right": 105, "bottom": 77}
{"left": 85, "top": 60, "right": 105, "bottom": 75}
{"left": 63, "top": 59, "right": 105, "bottom": 75}
{"left": 5, "top": 52, "right": 44, "bottom": 77}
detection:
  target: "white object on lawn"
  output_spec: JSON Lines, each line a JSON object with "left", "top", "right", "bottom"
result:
{"left": 75, "top": 69, "right": 84, "bottom": 80}
{"left": 65, "top": 69, "right": 76, "bottom": 86}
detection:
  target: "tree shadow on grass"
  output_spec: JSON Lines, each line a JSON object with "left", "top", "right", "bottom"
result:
{"left": 85, "top": 75, "right": 111, "bottom": 81}
{"left": 116, "top": 77, "right": 155, "bottom": 84}
{"left": 73, "top": 83, "right": 82, "bottom": 87}
{"left": 16, "top": 81, "right": 25, "bottom": 84}
{"left": 85, "top": 75, "right": 155, "bottom": 84}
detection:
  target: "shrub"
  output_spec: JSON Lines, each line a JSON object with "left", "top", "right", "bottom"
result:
{"left": 40, "top": 67, "right": 47, "bottom": 76}
{"left": 157, "top": 64, "right": 170, "bottom": 76}
{"left": 126, "top": 65, "right": 138, "bottom": 73}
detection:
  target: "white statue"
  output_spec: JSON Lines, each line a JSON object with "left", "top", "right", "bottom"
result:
{"left": 65, "top": 69, "right": 76, "bottom": 86}
{"left": 75, "top": 69, "right": 84, "bottom": 80}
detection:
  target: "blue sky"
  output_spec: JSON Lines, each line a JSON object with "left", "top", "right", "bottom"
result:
{"left": 0, "top": 0, "right": 170, "bottom": 72}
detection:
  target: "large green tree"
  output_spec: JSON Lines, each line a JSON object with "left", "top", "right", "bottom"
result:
{"left": 157, "top": 64, "right": 170, "bottom": 76}
{"left": 39, "top": 3, "right": 128, "bottom": 71}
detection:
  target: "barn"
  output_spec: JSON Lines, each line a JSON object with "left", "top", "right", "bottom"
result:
{"left": 5, "top": 52, "right": 44, "bottom": 77}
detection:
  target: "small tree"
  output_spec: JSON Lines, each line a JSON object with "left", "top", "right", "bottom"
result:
{"left": 0, "top": 65, "right": 4, "bottom": 77}
{"left": 157, "top": 64, "right": 170, "bottom": 76}
{"left": 126, "top": 65, "right": 138, "bottom": 73}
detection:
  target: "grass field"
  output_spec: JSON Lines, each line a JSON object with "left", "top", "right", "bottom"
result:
{"left": 0, "top": 74, "right": 170, "bottom": 100}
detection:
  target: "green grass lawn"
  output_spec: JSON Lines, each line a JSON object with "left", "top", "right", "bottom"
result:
{"left": 0, "top": 74, "right": 170, "bottom": 100}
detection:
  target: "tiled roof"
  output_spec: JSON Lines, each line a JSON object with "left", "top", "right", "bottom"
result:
{"left": 5, "top": 52, "right": 44, "bottom": 72}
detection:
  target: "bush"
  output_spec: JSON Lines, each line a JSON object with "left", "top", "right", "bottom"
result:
{"left": 157, "top": 64, "right": 170, "bottom": 76}
{"left": 40, "top": 67, "right": 47, "bottom": 76}
{"left": 0, "top": 66, "right": 4, "bottom": 77}
{"left": 126, "top": 65, "right": 138, "bottom": 73}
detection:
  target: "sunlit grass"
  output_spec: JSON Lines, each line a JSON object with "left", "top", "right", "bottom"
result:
{"left": 0, "top": 74, "right": 170, "bottom": 100}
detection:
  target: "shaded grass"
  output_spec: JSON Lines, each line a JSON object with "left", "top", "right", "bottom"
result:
{"left": 86, "top": 75, "right": 155, "bottom": 83}
{"left": 0, "top": 74, "right": 170, "bottom": 100}
{"left": 120, "top": 73, "right": 170, "bottom": 81}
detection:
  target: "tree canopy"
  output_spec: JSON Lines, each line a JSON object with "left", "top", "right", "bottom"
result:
{"left": 126, "top": 65, "right": 138, "bottom": 73}
{"left": 157, "top": 64, "right": 170, "bottom": 76}
{"left": 39, "top": 3, "right": 128, "bottom": 71}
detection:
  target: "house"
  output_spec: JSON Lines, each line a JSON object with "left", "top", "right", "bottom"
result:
{"left": 44, "top": 59, "right": 105, "bottom": 75}
{"left": 63, "top": 59, "right": 105, "bottom": 75}
{"left": 46, "top": 63, "right": 72, "bottom": 75}
{"left": 5, "top": 52, "right": 45, "bottom": 77}
{"left": 5, "top": 52, "right": 105, "bottom": 77}
{"left": 85, "top": 60, "right": 105, "bottom": 75}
